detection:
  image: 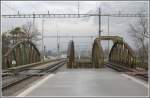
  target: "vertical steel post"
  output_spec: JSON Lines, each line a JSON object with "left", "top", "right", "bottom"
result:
{"left": 78, "top": 0, "right": 80, "bottom": 17}
{"left": 32, "top": 12, "right": 35, "bottom": 41}
{"left": 57, "top": 31, "right": 59, "bottom": 58}
{"left": 44, "top": 45, "right": 46, "bottom": 59}
{"left": 99, "top": 8, "right": 101, "bottom": 37}
{"left": 42, "top": 18, "right": 44, "bottom": 62}
{"left": 108, "top": 16, "right": 110, "bottom": 56}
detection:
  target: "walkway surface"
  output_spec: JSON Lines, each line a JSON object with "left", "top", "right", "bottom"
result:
{"left": 17, "top": 67, "right": 148, "bottom": 97}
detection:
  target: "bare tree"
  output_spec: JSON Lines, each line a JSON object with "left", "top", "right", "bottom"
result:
{"left": 128, "top": 11, "right": 148, "bottom": 64}
{"left": 22, "top": 21, "right": 41, "bottom": 44}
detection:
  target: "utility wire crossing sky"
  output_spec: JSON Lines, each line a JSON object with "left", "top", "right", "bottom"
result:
{"left": 1, "top": 1, "right": 149, "bottom": 52}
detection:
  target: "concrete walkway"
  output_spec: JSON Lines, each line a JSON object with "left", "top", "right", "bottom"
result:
{"left": 17, "top": 68, "right": 148, "bottom": 97}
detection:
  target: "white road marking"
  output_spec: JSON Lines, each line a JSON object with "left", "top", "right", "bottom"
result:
{"left": 16, "top": 74, "right": 54, "bottom": 97}
{"left": 121, "top": 74, "right": 148, "bottom": 88}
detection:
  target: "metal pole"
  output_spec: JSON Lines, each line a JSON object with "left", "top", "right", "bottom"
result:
{"left": 90, "top": 36, "right": 93, "bottom": 57}
{"left": 44, "top": 45, "right": 46, "bottom": 58}
{"left": 99, "top": 8, "right": 101, "bottom": 37}
{"left": 42, "top": 18, "right": 44, "bottom": 62}
{"left": 78, "top": 0, "right": 80, "bottom": 17}
{"left": 32, "top": 12, "right": 35, "bottom": 41}
{"left": 33, "top": 12, "right": 35, "bottom": 29}
{"left": 57, "top": 31, "right": 60, "bottom": 58}
{"left": 108, "top": 16, "right": 110, "bottom": 53}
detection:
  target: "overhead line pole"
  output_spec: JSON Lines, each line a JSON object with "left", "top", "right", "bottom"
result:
{"left": 78, "top": 0, "right": 80, "bottom": 17}
{"left": 42, "top": 17, "right": 44, "bottom": 62}
{"left": 99, "top": 8, "right": 101, "bottom": 37}
{"left": 108, "top": 16, "right": 110, "bottom": 52}
{"left": 57, "top": 31, "right": 60, "bottom": 58}
{"left": 32, "top": 12, "right": 35, "bottom": 41}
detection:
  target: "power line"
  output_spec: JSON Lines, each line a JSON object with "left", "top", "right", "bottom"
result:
{"left": 2, "top": 3, "right": 18, "bottom": 13}
{"left": 43, "top": 35, "right": 96, "bottom": 38}
{"left": 2, "top": 13, "right": 147, "bottom": 18}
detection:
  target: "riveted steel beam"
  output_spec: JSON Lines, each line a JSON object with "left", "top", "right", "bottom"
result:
{"left": 109, "top": 41, "right": 136, "bottom": 68}
{"left": 92, "top": 39, "right": 104, "bottom": 68}
{"left": 67, "top": 40, "right": 75, "bottom": 68}
{"left": 3, "top": 40, "right": 41, "bottom": 68}
{"left": 96, "top": 36, "right": 123, "bottom": 43}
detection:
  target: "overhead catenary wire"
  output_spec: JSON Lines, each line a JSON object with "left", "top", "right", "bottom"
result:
{"left": 2, "top": 2, "right": 18, "bottom": 13}
{"left": 2, "top": 13, "right": 147, "bottom": 18}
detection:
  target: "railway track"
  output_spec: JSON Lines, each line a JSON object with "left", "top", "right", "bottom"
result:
{"left": 2, "top": 60, "right": 66, "bottom": 90}
{"left": 3, "top": 58, "right": 66, "bottom": 76}
{"left": 105, "top": 63, "right": 148, "bottom": 81}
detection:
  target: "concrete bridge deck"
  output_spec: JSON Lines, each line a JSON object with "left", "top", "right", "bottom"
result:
{"left": 16, "top": 67, "right": 148, "bottom": 97}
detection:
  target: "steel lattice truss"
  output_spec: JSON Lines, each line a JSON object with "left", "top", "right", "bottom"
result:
{"left": 109, "top": 41, "right": 136, "bottom": 68}
{"left": 3, "top": 40, "right": 41, "bottom": 68}
{"left": 92, "top": 38, "right": 104, "bottom": 68}
{"left": 67, "top": 40, "right": 75, "bottom": 68}
{"left": 91, "top": 36, "right": 137, "bottom": 68}
{"left": 66, "top": 36, "right": 147, "bottom": 69}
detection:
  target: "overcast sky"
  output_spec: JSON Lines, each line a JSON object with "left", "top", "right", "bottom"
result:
{"left": 1, "top": 1, "right": 149, "bottom": 55}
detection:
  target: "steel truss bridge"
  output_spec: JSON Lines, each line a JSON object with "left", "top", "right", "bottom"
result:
{"left": 3, "top": 36, "right": 148, "bottom": 70}
{"left": 67, "top": 36, "right": 143, "bottom": 69}
{"left": 2, "top": 11, "right": 148, "bottom": 75}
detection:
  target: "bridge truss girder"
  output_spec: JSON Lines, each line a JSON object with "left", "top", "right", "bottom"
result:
{"left": 67, "top": 40, "right": 75, "bottom": 68}
{"left": 109, "top": 41, "right": 136, "bottom": 68}
{"left": 92, "top": 36, "right": 137, "bottom": 68}
{"left": 3, "top": 40, "right": 41, "bottom": 68}
{"left": 92, "top": 39, "right": 104, "bottom": 68}
{"left": 67, "top": 36, "right": 139, "bottom": 69}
